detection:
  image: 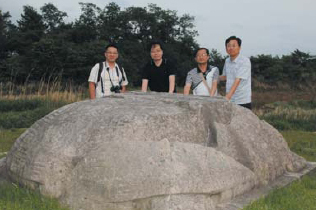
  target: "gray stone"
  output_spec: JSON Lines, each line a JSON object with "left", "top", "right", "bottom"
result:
{"left": 4, "top": 92, "right": 306, "bottom": 210}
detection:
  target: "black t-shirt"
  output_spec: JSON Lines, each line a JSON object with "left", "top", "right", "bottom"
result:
{"left": 142, "top": 59, "right": 177, "bottom": 92}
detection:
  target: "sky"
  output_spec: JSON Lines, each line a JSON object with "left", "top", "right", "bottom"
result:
{"left": 1, "top": 0, "right": 316, "bottom": 57}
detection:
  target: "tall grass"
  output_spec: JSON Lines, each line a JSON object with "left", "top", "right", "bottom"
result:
{"left": 0, "top": 76, "right": 88, "bottom": 102}
{"left": 254, "top": 100, "right": 316, "bottom": 131}
{"left": 0, "top": 79, "right": 88, "bottom": 129}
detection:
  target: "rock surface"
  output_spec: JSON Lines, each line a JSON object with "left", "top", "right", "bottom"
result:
{"left": 5, "top": 92, "right": 306, "bottom": 210}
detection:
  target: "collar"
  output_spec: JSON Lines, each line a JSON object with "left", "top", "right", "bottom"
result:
{"left": 229, "top": 54, "right": 241, "bottom": 63}
{"left": 151, "top": 58, "right": 165, "bottom": 67}
{"left": 197, "top": 64, "right": 210, "bottom": 73}
{"left": 105, "top": 61, "right": 118, "bottom": 70}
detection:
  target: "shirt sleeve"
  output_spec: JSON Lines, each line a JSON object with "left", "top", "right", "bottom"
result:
{"left": 88, "top": 63, "right": 99, "bottom": 83}
{"left": 236, "top": 57, "right": 251, "bottom": 80}
{"left": 121, "top": 67, "right": 128, "bottom": 86}
{"left": 222, "top": 60, "right": 227, "bottom": 76}
{"left": 167, "top": 60, "right": 177, "bottom": 76}
{"left": 185, "top": 71, "right": 193, "bottom": 85}
{"left": 212, "top": 67, "right": 219, "bottom": 81}
{"left": 142, "top": 63, "right": 150, "bottom": 80}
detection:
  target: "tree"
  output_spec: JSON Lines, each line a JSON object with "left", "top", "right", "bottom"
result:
{"left": 177, "top": 14, "right": 198, "bottom": 41}
{"left": 0, "top": 10, "right": 15, "bottom": 82}
{"left": 71, "top": 3, "right": 100, "bottom": 43}
{"left": 0, "top": 2, "right": 200, "bottom": 86}
{"left": 98, "top": 2, "right": 124, "bottom": 43}
{"left": 0, "top": 10, "right": 12, "bottom": 60}
{"left": 18, "top": 5, "right": 46, "bottom": 37}
{"left": 40, "top": 3, "right": 67, "bottom": 33}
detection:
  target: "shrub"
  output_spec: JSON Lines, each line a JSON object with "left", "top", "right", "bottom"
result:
{"left": 0, "top": 99, "right": 67, "bottom": 129}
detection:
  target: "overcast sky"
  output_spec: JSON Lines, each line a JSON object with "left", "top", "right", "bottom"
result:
{"left": 1, "top": 0, "right": 315, "bottom": 57}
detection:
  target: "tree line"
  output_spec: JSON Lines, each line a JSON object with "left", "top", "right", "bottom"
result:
{"left": 1, "top": 2, "right": 315, "bottom": 89}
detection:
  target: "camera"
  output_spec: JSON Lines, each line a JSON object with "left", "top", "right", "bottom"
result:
{"left": 110, "top": 85, "right": 122, "bottom": 93}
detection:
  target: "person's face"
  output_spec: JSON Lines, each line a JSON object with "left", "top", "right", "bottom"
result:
{"left": 105, "top": 47, "right": 119, "bottom": 63}
{"left": 150, "top": 45, "right": 163, "bottom": 61}
{"left": 226, "top": 40, "right": 240, "bottom": 58}
{"left": 195, "top": 49, "right": 210, "bottom": 64}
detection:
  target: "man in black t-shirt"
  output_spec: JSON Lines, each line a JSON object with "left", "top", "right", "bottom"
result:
{"left": 141, "top": 41, "right": 176, "bottom": 93}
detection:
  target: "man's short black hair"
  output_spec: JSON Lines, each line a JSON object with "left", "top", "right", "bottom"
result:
{"left": 225, "top": 36, "right": 242, "bottom": 47}
{"left": 148, "top": 40, "right": 164, "bottom": 51}
{"left": 194, "top": 48, "right": 210, "bottom": 57}
{"left": 105, "top": 43, "right": 119, "bottom": 52}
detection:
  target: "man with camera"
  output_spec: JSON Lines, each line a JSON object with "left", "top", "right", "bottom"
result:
{"left": 88, "top": 43, "right": 128, "bottom": 99}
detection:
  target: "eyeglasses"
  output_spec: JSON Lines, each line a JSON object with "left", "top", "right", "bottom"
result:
{"left": 226, "top": 44, "right": 239, "bottom": 49}
{"left": 106, "top": 52, "right": 118, "bottom": 55}
{"left": 151, "top": 50, "right": 162, "bottom": 54}
{"left": 196, "top": 53, "right": 209, "bottom": 58}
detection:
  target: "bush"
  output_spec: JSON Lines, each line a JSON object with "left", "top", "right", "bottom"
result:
{"left": 0, "top": 99, "right": 44, "bottom": 112}
{"left": 0, "top": 99, "right": 67, "bottom": 129}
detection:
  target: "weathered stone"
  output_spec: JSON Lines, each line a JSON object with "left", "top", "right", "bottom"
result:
{"left": 5, "top": 92, "right": 306, "bottom": 210}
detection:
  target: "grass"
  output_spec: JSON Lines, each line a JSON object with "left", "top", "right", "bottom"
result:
{"left": 281, "top": 131, "right": 316, "bottom": 162}
{"left": 255, "top": 100, "right": 316, "bottom": 131}
{"left": 0, "top": 182, "right": 69, "bottom": 210}
{"left": 243, "top": 170, "right": 316, "bottom": 210}
{"left": 0, "top": 128, "right": 26, "bottom": 159}
{"left": 0, "top": 99, "right": 68, "bottom": 129}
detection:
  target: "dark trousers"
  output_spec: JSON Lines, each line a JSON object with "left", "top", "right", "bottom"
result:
{"left": 238, "top": 102, "right": 252, "bottom": 110}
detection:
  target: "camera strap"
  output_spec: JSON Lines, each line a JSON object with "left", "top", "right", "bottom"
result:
{"left": 96, "top": 62, "right": 105, "bottom": 93}
{"left": 97, "top": 62, "right": 125, "bottom": 94}
{"left": 106, "top": 67, "right": 115, "bottom": 90}
{"left": 107, "top": 66, "right": 123, "bottom": 92}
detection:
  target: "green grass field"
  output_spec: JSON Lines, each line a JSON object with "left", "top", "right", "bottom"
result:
{"left": 244, "top": 170, "right": 316, "bottom": 210}
{"left": 281, "top": 131, "right": 316, "bottom": 162}
{"left": 0, "top": 182, "right": 68, "bottom": 210}
{"left": 0, "top": 128, "right": 26, "bottom": 159}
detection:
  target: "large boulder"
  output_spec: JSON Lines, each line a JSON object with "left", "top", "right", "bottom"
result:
{"left": 5, "top": 92, "right": 306, "bottom": 210}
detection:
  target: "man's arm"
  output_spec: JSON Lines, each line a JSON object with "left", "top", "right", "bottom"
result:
{"left": 121, "top": 85, "right": 126, "bottom": 93}
{"left": 89, "top": 82, "right": 96, "bottom": 99}
{"left": 169, "top": 75, "right": 175, "bottom": 93}
{"left": 220, "top": 61, "right": 227, "bottom": 81}
{"left": 210, "top": 81, "right": 218, "bottom": 96}
{"left": 141, "top": 79, "right": 148, "bottom": 92}
{"left": 183, "top": 84, "right": 191, "bottom": 95}
{"left": 225, "top": 78, "right": 241, "bottom": 100}
{"left": 219, "top": 75, "right": 227, "bottom": 81}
